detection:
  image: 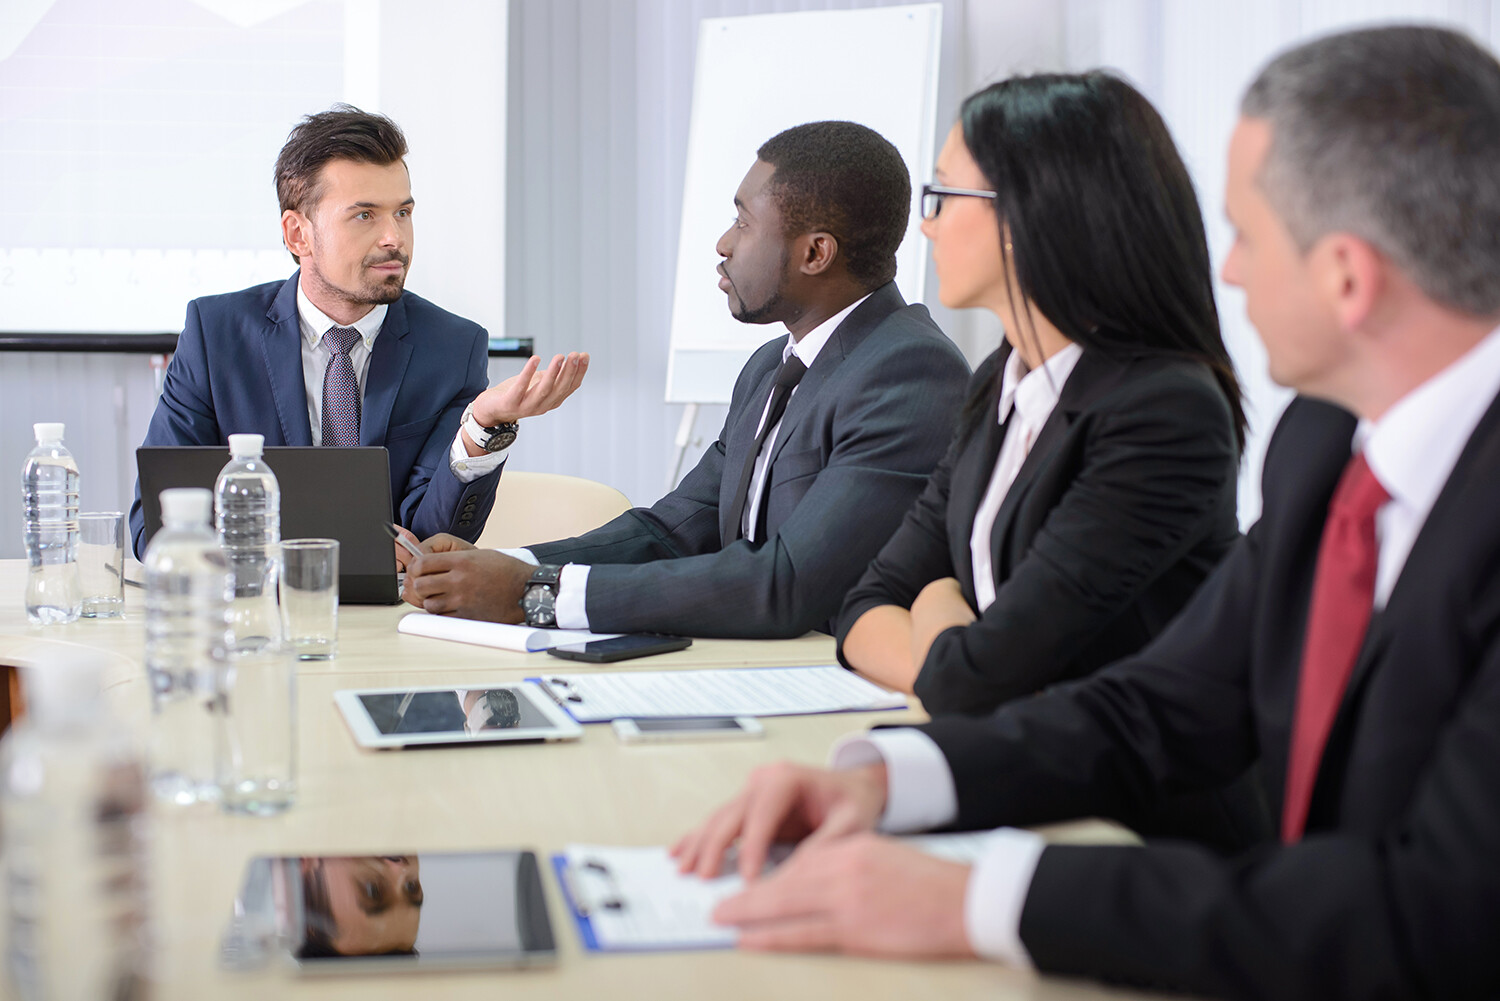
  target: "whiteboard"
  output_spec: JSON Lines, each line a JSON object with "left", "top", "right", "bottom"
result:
{"left": 0, "top": 0, "right": 360, "bottom": 334}
{"left": 664, "top": 5, "right": 943, "bottom": 405}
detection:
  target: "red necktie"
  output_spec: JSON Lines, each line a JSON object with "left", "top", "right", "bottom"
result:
{"left": 1281, "top": 452, "right": 1390, "bottom": 843}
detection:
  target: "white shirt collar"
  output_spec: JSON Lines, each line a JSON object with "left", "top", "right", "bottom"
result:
{"left": 1358, "top": 324, "right": 1500, "bottom": 513}
{"left": 998, "top": 341, "right": 1083, "bottom": 425}
{"left": 780, "top": 293, "right": 871, "bottom": 370}
{"left": 295, "top": 276, "right": 386, "bottom": 351}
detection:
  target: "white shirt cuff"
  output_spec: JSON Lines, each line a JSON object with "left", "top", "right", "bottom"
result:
{"left": 965, "top": 829, "right": 1045, "bottom": 969}
{"left": 449, "top": 431, "right": 509, "bottom": 482}
{"left": 554, "top": 563, "right": 591, "bottom": 631}
{"left": 499, "top": 548, "right": 540, "bottom": 565}
{"left": 829, "top": 728, "right": 958, "bottom": 833}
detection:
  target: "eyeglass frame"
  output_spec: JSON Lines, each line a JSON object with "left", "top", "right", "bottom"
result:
{"left": 920, "top": 183, "right": 998, "bottom": 219}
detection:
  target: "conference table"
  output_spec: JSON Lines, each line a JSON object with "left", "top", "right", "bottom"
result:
{"left": 0, "top": 558, "right": 1183, "bottom": 1001}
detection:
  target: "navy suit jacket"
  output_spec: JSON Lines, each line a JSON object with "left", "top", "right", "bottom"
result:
{"left": 918, "top": 397, "right": 1500, "bottom": 1000}
{"left": 130, "top": 272, "right": 501, "bottom": 557}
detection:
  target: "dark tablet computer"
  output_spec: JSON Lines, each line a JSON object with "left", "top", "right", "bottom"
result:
{"left": 137, "top": 445, "right": 400, "bottom": 604}
{"left": 220, "top": 851, "right": 557, "bottom": 973}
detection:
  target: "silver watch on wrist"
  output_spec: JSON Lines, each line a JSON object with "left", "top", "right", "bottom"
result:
{"left": 461, "top": 404, "right": 519, "bottom": 453}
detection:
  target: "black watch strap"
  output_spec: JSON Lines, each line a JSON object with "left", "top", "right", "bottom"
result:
{"left": 520, "top": 564, "right": 563, "bottom": 627}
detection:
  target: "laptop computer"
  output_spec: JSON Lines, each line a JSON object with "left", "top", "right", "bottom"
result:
{"left": 137, "top": 446, "right": 401, "bottom": 604}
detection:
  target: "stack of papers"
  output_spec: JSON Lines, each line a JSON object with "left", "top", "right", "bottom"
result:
{"left": 397, "top": 611, "right": 621, "bottom": 652}
{"left": 555, "top": 833, "right": 1005, "bottom": 952}
{"left": 531, "top": 666, "right": 908, "bottom": 721}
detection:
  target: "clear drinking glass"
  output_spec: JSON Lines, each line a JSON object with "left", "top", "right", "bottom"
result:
{"left": 218, "top": 560, "right": 296, "bottom": 816}
{"left": 279, "top": 539, "right": 339, "bottom": 660}
{"left": 78, "top": 511, "right": 125, "bottom": 618}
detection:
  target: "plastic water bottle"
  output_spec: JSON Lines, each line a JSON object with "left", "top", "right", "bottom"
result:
{"left": 143, "top": 487, "right": 229, "bottom": 806}
{"left": 215, "top": 434, "right": 280, "bottom": 599}
{"left": 2, "top": 657, "right": 150, "bottom": 999}
{"left": 21, "top": 422, "right": 81, "bottom": 625}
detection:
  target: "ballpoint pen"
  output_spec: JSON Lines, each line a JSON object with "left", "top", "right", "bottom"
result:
{"left": 382, "top": 521, "right": 424, "bottom": 561}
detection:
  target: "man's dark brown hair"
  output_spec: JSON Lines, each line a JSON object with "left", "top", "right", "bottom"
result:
{"left": 273, "top": 103, "right": 409, "bottom": 251}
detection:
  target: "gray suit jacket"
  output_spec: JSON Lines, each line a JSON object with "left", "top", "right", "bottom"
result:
{"left": 529, "top": 281, "right": 970, "bottom": 637}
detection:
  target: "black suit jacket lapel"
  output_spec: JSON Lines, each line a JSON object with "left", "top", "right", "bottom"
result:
{"left": 949, "top": 407, "right": 1007, "bottom": 603}
{"left": 987, "top": 349, "right": 1132, "bottom": 568}
{"left": 261, "top": 273, "right": 313, "bottom": 446}
{"left": 719, "top": 361, "right": 779, "bottom": 546}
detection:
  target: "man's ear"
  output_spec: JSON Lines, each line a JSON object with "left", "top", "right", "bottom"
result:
{"left": 798, "top": 231, "right": 840, "bottom": 277}
{"left": 1314, "top": 232, "right": 1385, "bottom": 333}
{"left": 282, "top": 209, "right": 314, "bottom": 261}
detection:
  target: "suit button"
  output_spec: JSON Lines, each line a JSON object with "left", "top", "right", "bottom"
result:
{"left": 458, "top": 520, "right": 471, "bottom": 527}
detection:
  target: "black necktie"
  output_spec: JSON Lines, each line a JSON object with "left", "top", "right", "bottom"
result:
{"left": 725, "top": 353, "right": 807, "bottom": 542}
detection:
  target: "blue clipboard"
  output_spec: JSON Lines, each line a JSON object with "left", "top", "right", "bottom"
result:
{"left": 549, "top": 853, "right": 733, "bottom": 953}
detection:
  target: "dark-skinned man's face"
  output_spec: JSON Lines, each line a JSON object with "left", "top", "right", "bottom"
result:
{"left": 715, "top": 159, "right": 796, "bottom": 324}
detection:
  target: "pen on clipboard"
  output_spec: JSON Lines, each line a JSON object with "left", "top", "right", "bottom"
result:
{"left": 383, "top": 522, "right": 424, "bottom": 561}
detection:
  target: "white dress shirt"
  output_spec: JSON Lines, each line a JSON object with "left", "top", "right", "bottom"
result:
{"left": 295, "top": 280, "right": 506, "bottom": 481}
{"left": 831, "top": 324, "right": 1500, "bottom": 968}
{"left": 526, "top": 295, "right": 869, "bottom": 631}
{"left": 970, "top": 344, "right": 1082, "bottom": 611}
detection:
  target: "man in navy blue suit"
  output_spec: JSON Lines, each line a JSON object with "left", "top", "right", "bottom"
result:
{"left": 129, "top": 105, "right": 587, "bottom": 559}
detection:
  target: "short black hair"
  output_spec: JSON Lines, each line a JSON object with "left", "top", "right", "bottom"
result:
{"left": 274, "top": 103, "right": 408, "bottom": 217}
{"left": 756, "top": 121, "right": 910, "bottom": 289}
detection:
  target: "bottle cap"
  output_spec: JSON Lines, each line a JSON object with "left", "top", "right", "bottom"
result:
{"left": 33, "top": 422, "right": 65, "bottom": 444}
{"left": 227, "top": 434, "right": 265, "bottom": 458}
{"left": 159, "top": 487, "right": 213, "bottom": 526}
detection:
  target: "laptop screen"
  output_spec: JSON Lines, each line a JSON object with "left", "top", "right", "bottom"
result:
{"left": 137, "top": 446, "right": 400, "bottom": 604}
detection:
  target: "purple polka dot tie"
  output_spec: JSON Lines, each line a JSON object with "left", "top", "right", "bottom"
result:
{"left": 322, "top": 325, "right": 362, "bottom": 447}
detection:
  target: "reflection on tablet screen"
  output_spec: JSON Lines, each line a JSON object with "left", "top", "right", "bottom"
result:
{"left": 222, "top": 851, "right": 556, "bottom": 971}
{"left": 358, "top": 689, "right": 549, "bottom": 736}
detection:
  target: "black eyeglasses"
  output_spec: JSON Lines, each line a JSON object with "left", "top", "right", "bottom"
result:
{"left": 921, "top": 183, "right": 997, "bottom": 219}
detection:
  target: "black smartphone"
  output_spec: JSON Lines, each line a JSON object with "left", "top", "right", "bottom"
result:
{"left": 546, "top": 634, "right": 693, "bottom": 663}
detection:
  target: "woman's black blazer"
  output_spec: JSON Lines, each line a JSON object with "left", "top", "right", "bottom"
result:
{"left": 837, "top": 343, "right": 1241, "bottom": 717}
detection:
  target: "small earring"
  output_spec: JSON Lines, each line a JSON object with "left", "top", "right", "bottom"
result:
{"left": 1004, "top": 242, "right": 1013, "bottom": 252}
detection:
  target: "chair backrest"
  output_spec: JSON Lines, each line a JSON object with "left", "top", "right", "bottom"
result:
{"left": 476, "top": 471, "right": 632, "bottom": 550}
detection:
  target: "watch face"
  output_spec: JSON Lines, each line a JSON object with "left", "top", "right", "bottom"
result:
{"left": 521, "top": 584, "right": 555, "bottom": 626}
{"left": 484, "top": 428, "right": 518, "bottom": 453}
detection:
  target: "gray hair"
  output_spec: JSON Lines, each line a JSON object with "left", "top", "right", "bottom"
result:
{"left": 1241, "top": 25, "right": 1500, "bottom": 316}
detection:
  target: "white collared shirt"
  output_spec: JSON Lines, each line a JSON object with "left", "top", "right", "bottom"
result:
{"left": 526, "top": 294, "right": 871, "bottom": 631}
{"left": 294, "top": 278, "right": 505, "bottom": 482}
{"left": 1360, "top": 324, "right": 1500, "bottom": 608}
{"left": 836, "top": 323, "right": 1500, "bottom": 969}
{"left": 970, "top": 344, "right": 1082, "bottom": 611}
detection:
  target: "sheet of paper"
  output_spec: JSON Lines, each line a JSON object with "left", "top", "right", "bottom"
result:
{"left": 559, "top": 835, "right": 993, "bottom": 951}
{"left": 537, "top": 666, "right": 907, "bottom": 721}
{"left": 562, "top": 845, "right": 742, "bottom": 950}
{"left": 397, "top": 611, "right": 620, "bottom": 652}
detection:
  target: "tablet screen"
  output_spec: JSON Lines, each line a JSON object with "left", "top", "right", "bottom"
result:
{"left": 222, "top": 851, "right": 556, "bottom": 972}
{"left": 358, "top": 688, "right": 553, "bottom": 736}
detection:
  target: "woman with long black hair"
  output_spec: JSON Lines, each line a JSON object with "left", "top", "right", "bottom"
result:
{"left": 839, "top": 72, "right": 1247, "bottom": 722}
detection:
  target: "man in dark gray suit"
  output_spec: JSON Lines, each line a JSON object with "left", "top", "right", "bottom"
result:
{"left": 401, "top": 121, "right": 970, "bottom": 638}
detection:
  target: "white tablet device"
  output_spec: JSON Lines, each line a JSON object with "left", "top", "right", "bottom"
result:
{"left": 334, "top": 682, "right": 583, "bottom": 749}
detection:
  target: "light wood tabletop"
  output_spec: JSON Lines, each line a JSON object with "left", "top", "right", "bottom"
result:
{"left": 0, "top": 559, "right": 1177, "bottom": 1001}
